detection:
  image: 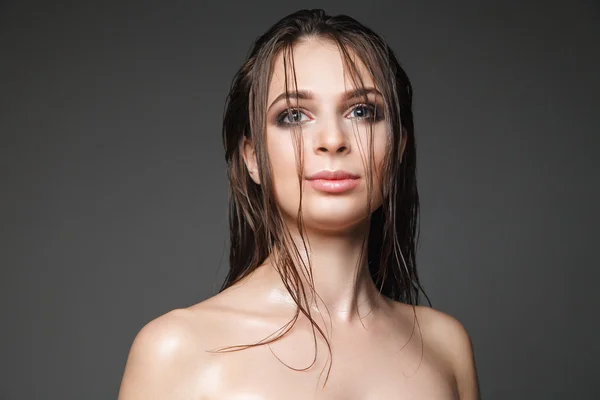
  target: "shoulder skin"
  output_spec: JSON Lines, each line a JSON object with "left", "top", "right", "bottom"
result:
{"left": 117, "top": 308, "right": 208, "bottom": 400}
{"left": 414, "top": 305, "right": 481, "bottom": 400}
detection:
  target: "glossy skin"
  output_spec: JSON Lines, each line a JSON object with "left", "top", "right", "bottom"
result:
{"left": 118, "top": 39, "right": 480, "bottom": 399}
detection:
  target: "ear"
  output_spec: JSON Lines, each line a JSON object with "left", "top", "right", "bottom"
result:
{"left": 242, "top": 136, "right": 260, "bottom": 185}
{"left": 399, "top": 127, "right": 408, "bottom": 164}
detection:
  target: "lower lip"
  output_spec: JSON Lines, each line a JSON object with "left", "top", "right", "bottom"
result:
{"left": 308, "top": 178, "right": 359, "bottom": 193}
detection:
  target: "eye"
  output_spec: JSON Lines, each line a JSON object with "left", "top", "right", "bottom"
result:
{"left": 276, "top": 108, "right": 310, "bottom": 126}
{"left": 347, "top": 103, "right": 381, "bottom": 120}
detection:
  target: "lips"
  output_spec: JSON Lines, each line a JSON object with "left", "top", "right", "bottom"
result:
{"left": 306, "top": 170, "right": 360, "bottom": 180}
{"left": 306, "top": 170, "right": 360, "bottom": 193}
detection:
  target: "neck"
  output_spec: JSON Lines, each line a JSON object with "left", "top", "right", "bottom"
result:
{"left": 264, "top": 218, "right": 382, "bottom": 323}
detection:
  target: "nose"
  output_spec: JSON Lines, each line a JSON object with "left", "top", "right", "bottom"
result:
{"left": 313, "top": 117, "right": 350, "bottom": 155}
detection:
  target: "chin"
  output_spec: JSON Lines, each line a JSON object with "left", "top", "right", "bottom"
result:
{"left": 274, "top": 188, "right": 381, "bottom": 232}
{"left": 302, "top": 216, "right": 370, "bottom": 234}
{"left": 299, "top": 201, "right": 373, "bottom": 232}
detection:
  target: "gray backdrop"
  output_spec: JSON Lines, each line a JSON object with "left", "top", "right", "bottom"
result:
{"left": 1, "top": 0, "right": 598, "bottom": 399}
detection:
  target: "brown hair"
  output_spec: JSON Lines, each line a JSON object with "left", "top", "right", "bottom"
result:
{"left": 217, "top": 8, "right": 430, "bottom": 385}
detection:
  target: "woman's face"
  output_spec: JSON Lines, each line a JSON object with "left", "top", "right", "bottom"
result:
{"left": 247, "top": 38, "right": 402, "bottom": 233}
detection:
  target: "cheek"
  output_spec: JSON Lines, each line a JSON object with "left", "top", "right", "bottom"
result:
{"left": 359, "top": 125, "right": 387, "bottom": 187}
{"left": 373, "top": 133, "right": 387, "bottom": 174}
{"left": 266, "top": 132, "right": 302, "bottom": 206}
{"left": 358, "top": 126, "right": 388, "bottom": 214}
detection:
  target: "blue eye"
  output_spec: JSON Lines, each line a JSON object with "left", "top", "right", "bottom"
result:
{"left": 276, "top": 108, "right": 309, "bottom": 126}
{"left": 348, "top": 104, "right": 379, "bottom": 120}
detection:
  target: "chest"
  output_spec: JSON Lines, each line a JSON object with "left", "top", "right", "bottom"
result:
{"left": 198, "top": 331, "right": 458, "bottom": 400}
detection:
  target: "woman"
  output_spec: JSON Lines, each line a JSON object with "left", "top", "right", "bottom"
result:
{"left": 119, "top": 9, "right": 479, "bottom": 399}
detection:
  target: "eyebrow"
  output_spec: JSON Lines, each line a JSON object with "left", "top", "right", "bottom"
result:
{"left": 267, "top": 87, "right": 383, "bottom": 112}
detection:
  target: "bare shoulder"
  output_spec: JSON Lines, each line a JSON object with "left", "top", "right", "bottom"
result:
{"left": 412, "top": 305, "right": 472, "bottom": 352}
{"left": 118, "top": 303, "right": 224, "bottom": 400}
{"left": 397, "top": 304, "right": 480, "bottom": 400}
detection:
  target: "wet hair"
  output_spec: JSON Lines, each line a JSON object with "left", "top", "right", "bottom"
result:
{"left": 217, "top": 8, "right": 430, "bottom": 386}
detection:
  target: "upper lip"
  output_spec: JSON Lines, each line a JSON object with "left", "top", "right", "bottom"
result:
{"left": 306, "top": 170, "right": 360, "bottom": 180}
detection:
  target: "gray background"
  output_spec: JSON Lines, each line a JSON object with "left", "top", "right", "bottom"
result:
{"left": 1, "top": 0, "right": 598, "bottom": 399}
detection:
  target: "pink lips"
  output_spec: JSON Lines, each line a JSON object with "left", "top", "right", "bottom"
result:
{"left": 306, "top": 170, "right": 360, "bottom": 193}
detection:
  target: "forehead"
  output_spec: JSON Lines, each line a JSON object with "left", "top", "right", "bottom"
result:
{"left": 267, "top": 38, "right": 376, "bottom": 102}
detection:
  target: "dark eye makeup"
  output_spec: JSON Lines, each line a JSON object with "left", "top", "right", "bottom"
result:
{"left": 274, "top": 102, "right": 385, "bottom": 127}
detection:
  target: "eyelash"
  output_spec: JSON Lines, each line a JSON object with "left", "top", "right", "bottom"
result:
{"left": 275, "top": 103, "right": 384, "bottom": 127}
